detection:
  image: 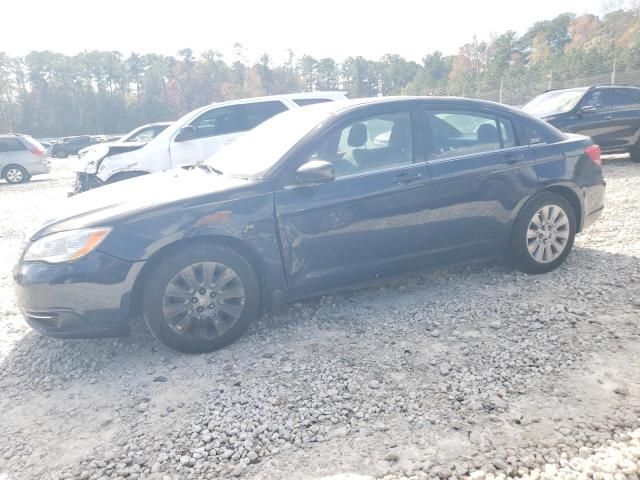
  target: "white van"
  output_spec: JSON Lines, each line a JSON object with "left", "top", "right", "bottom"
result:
{"left": 0, "top": 135, "right": 50, "bottom": 184}
{"left": 73, "top": 92, "right": 346, "bottom": 193}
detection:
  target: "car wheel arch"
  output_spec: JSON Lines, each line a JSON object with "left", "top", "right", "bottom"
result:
{"left": 126, "top": 235, "right": 269, "bottom": 322}
{"left": 541, "top": 185, "right": 583, "bottom": 232}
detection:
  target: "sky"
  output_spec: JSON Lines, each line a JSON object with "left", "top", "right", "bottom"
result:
{"left": 0, "top": 0, "right": 614, "bottom": 63}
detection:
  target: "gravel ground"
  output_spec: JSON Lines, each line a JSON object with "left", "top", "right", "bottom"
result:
{"left": 0, "top": 159, "right": 639, "bottom": 480}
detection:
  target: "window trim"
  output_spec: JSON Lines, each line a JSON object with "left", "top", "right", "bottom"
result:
{"left": 424, "top": 144, "right": 531, "bottom": 165}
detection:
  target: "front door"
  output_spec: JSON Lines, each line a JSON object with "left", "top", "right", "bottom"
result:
{"left": 571, "top": 89, "right": 617, "bottom": 150}
{"left": 274, "top": 108, "right": 431, "bottom": 293}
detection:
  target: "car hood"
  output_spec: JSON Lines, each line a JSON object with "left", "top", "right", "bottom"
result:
{"left": 79, "top": 142, "right": 148, "bottom": 172}
{"left": 31, "top": 167, "right": 254, "bottom": 240}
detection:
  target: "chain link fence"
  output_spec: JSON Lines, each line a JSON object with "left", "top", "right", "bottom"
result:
{"left": 423, "top": 61, "right": 640, "bottom": 106}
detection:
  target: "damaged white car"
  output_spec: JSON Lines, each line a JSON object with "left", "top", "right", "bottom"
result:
{"left": 72, "top": 92, "right": 346, "bottom": 194}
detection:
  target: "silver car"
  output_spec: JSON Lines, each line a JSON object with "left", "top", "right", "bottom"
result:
{"left": 0, "top": 135, "right": 51, "bottom": 184}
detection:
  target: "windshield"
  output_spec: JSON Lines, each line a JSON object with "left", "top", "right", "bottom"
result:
{"left": 205, "top": 103, "right": 339, "bottom": 178}
{"left": 523, "top": 88, "right": 588, "bottom": 117}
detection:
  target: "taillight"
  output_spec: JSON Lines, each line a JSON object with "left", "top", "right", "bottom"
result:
{"left": 29, "top": 148, "right": 45, "bottom": 156}
{"left": 585, "top": 144, "right": 601, "bottom": 166}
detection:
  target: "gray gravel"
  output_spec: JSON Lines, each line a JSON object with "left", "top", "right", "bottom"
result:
{"left": 0, "top": 159, "right": 639, "bottom": 480}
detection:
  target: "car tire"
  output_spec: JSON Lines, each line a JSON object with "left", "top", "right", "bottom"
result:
{"left": 631, "top": 141, "right": 640, "bottom": 163}
{"left": 142, "top": 243, "right": 260, "bottom": 353}
{"left": 3, "top": 165, "right": 29, "bottom": 184}
{"left": 509, "top": 191, "right": 577, "bottom": 274}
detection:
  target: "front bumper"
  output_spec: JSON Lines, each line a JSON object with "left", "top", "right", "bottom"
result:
{"left": 70, "top": 172, "right": 103, "bottom": 196}
{"left": 14, "top": 250, "right": 144, "bottom": 338}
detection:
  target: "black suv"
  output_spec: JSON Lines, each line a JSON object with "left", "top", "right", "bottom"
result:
{"left": 50, "top": 135, "right": 101, "bottom": 158}
{"left": 523, "top": 85, "right": 640, "bottom": 161}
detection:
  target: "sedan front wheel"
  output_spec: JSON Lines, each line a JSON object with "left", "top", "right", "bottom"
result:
{"left": 142, "top": 243, "right": 260, "bottom": 353}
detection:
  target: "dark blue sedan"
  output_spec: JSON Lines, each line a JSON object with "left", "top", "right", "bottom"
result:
{"left": 14, "top": 97, "right": 605, "bottom": 352}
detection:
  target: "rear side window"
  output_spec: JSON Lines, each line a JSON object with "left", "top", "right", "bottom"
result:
{"left": 606, "top": 89, "right": 640, "bottom": 110}
{"left": 0, "top": 138, "right": 27, "bottom": 152}
{"left": 243, "top": 101, "right": 288, "bottom": 129}
{"left": 425, "top": 110, "right": 519, "bottom": 160}
{"left": 293, "top": 98, "right": 333, "bottom": 107}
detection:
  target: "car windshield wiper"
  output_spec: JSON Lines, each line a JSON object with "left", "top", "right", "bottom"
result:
{"left": 195, "top": 163, "right": 223, "bottom": 175}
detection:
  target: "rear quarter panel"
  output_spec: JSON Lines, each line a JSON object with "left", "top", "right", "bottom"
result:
{"left": 533, "top": 135, "right": 605, "bottom": 231}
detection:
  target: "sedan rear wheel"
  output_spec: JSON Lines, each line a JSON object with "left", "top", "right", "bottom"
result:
{"left": 142, "top": 243, "right": 260, "bottom": 353}
{"left": 510, "top": 192, "right": 576, "bottom": 274}
{"left": 526, "top": 204, "right": 571, "bottom": 264}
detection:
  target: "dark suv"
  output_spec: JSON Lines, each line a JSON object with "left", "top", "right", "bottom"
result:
{"left": 523, "top": 85, "right": 640, "bottom": 161}
{"left": 50, "top": 135, "right": 101, "bottom": 158}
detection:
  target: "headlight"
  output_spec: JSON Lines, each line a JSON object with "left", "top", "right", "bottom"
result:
{"left": 24, "top": 228, "right": 112, "bottom": 263}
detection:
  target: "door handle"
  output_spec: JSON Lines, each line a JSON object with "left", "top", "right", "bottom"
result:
{"left": 503, "top": 153, "right": 526, "bottom": 165}
{"left": 604, "top": 115, "right": 613, "bottom": 120}
{"left": 393, "top": 172, "right": 423, "bottom": 185}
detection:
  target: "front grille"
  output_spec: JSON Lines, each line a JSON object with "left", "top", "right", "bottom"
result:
{"left": 70, "top": 172, "right": 103, "bottom": 196}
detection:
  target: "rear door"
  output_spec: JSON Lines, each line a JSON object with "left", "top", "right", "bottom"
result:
{"left": 169, "top": 101, "right": 288, "bottom": 167}
{"left": 419, "top": 106, "right": 538, "bottom": 259}
{"left": 599, "top": 88, "right": 640, "bottom": 151}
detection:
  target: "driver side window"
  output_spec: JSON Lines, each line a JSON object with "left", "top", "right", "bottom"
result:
{"left": 308, "top": 111, "right": 413, "bottom": 178}
{"left": 580, "top": 91, "right": 605, "bottom": 110}
{"left": 190, "top": 105, "right": 245, "bottom": 139}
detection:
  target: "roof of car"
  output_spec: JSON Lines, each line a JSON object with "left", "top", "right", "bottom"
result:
{"left": 199, "top": 91, "right": 347, "bottom": 109}
{"left": 138, "top": 121, "right": 173, "bottom": 128}
{"left": 307, "top": 95, "right": 524, "bottom": 116}
{"left": 543, "top": 85, "right": 640, "bottom": 94}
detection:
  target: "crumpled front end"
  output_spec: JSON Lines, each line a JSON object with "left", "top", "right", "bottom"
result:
{"left": 70, "top": 172, "right": 104, "bottom": 196}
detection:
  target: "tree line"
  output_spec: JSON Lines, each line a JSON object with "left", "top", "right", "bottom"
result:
{"left": 1, "top": 7, "right": 640, "bottom": 137}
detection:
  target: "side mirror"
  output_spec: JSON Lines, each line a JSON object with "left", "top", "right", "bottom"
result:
{"left": 294, "top": 160, "right": 335, "bottom": 186}
{"left": 579, "top": 105, "right": 598, "bottom": 115}
{"left": 175, "top": 126, "right": 197, "bottom": 142}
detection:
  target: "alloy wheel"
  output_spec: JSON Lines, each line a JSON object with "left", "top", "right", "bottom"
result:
{"left": 6, "top": 168, "right": 24, "bottom": 183}
{"left": 526, "top": 204, "right": 570, "bottom": 264}
{"left": 161, "top": 261, "right": 245, "bottom": 340}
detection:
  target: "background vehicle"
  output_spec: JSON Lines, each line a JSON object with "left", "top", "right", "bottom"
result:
{"left": 73, "top": 92, "right": 347, "bottom": 193}
{"left": 523, "top": 85, "right": 640, "bottom": 161}
{"left": 0, "top": 134, "right": 50, "bottom": 184}
{"left": 79, "top": 122, "right": 172, "bottom": 158}
{"left": 50, "top": 135, "right": 102, "bottom": 158}
{"left": 74, "top": 122, "right": 173, "bottom": 193}
{"left": 15, "top": 97, "right": 605, "bottom": 353}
